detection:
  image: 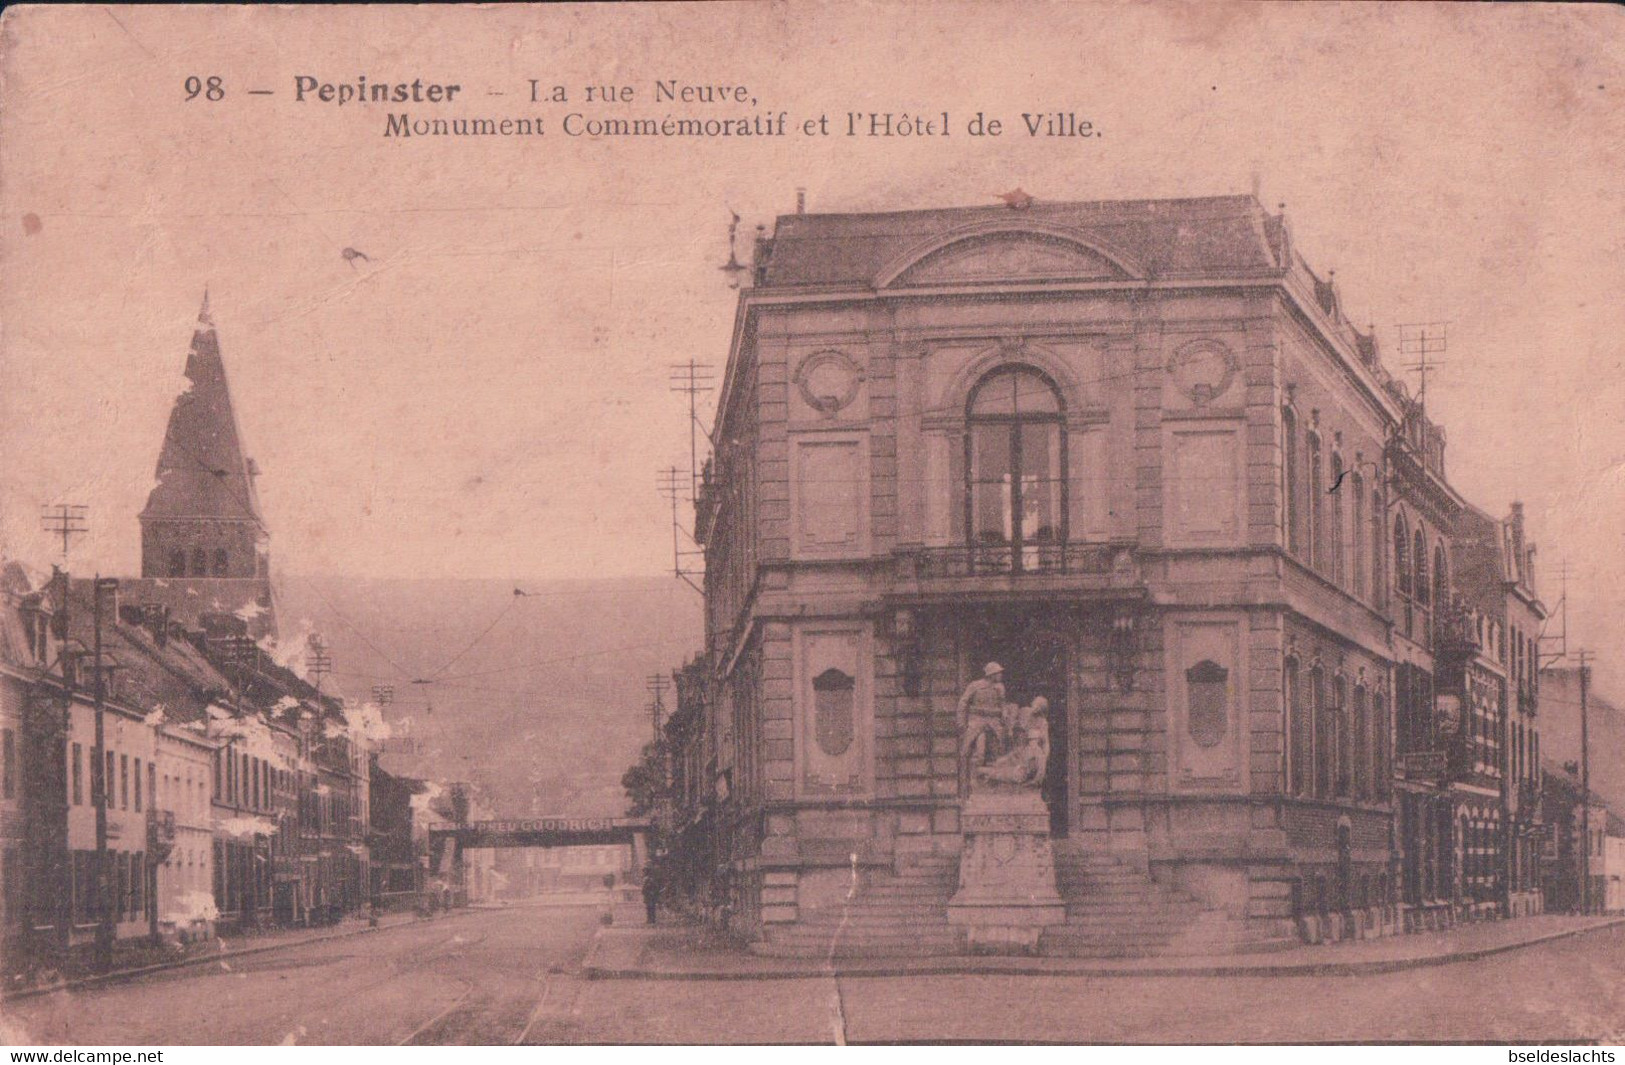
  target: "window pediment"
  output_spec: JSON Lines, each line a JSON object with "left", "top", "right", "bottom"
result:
{"left": 886, "top": 232, "right": 1134, "bottom": 288}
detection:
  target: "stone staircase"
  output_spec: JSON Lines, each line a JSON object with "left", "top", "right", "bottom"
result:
{"left": 1040, "top": 843, "right": 1229, "bottom": 958}
{"left": 753, "top": 854, "right": 963, "bottom": 958}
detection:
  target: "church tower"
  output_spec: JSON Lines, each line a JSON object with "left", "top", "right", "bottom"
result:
{"left": 138, "top": 293, "right": 273, "bottom": 607}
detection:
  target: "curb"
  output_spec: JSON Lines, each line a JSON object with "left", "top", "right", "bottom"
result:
{"left": 582, "top": 916, "right": 1625, "bottom": 982}
{"left": 3, "top": 907, "right": 482, "bottom": 1004}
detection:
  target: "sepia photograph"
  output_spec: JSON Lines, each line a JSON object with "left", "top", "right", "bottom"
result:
{"left": 1, "top": 0, "right": 1623, "bottom": 1048}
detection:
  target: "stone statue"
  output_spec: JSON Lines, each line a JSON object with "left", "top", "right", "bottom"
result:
{"left": 974, "top": 697, "right": 1050, "bottom": 790}
{"left": 958, "top": 662, "right": 1007, "bottom": 777}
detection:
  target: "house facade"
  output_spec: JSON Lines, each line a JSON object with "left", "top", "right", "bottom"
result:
{"left": 675, "top": 194, "right": 1546, "bottom": 956}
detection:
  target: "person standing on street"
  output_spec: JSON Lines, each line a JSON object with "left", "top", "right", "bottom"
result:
{"left": 641, "top": 866, "right": 661, "bottom": 925}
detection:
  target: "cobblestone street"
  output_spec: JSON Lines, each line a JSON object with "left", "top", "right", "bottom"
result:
{"left": 7, "top": 904, "right": 1625, "bottom": 1044}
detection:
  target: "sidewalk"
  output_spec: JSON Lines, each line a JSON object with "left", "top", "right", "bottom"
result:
{"left": 3, "top": 906, "right": 478, "bottom": 1003}
{"left": 584, "top": 913, "right": 1625, "bottom": 981}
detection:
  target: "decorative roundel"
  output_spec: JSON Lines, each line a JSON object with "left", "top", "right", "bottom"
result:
{"left": 1168, "top": 339, "right": 1238, "bottom": 407}
{"left": 794, "top": 350, "right": 864, "bottom": 416}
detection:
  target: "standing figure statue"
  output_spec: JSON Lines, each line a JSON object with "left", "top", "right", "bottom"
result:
{"left": 959, "top": 662, "right": 1008, "bottom": 789}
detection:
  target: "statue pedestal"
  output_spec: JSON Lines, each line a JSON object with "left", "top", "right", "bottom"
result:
{"left": 947, "top": 789, "right": 1066, "bottom": 954}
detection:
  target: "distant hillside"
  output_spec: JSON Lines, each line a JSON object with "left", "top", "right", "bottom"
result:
{"left": 274, "top": 574, "right": 703, "bottom": 818}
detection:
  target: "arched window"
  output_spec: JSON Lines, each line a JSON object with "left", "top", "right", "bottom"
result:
{"left": 1334, "top": 675, "right": 1350, "bottom": 797}
{"left": 189, "top": 547, "right": 207, "bottom": 578}
{"left": 212, "top": 548, "right": 229, "bottom": 577}
{"left": 1394, "top": 514, "right": 1411, "bottom": 596}
{"left": 168, "top": 548, "right": 187, "bottom": 578}
{"left": 966, "top": 366, "right": 1066, "bottom": 571}
{"left": 1283, "top": 407, "right": 1301, "bottom": 557}
{"left": 1286, "top": 658, "right": 1308, "bottom": 796}
{"left": 1311, "top": 665, "right": 1330, "bottom": 798}
{"left": 1351, "top": 473, "right": 1366, "bottom": 600}
{"left": 1353, "top": 684, "right": 1370, "bottom": 801}
{"left": 1433, "top": 542, "right": 1448, "bottom": 609}
{"left": 1413, "top": 528, "right": 1429, "bottom": 605}
{"left": 1371, "top": 488, "right": 1386, "bottom": 608}
{"left": 1307, "top": 432, "right": 1323, "bottom": 572}
{"left": 1330, "top": 453, "right": 1346, "bottom": 588}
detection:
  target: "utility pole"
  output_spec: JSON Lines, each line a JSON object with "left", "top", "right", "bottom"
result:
{"left": 38, "top": 506, "right": 85, "bottom": 961}
{"left": 91, "top": 575, "right": 118, "bottom": 973}
{"left": 646, "top": 673, "right": 670, "bottom": 745}
{"left": 1579, "top": 649, "right": 1593, "bottom": 915}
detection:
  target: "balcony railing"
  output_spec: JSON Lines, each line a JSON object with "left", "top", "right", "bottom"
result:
{"left": 898, "top": 542, "right": 1129, "bottom": 580}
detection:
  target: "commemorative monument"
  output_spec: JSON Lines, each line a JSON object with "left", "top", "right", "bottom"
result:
{"left": 948, "top": 663, "right": 1067, "bottom": 953}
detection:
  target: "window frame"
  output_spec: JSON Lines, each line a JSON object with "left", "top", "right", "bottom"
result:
{"left": 962, "top": 365, "right": 1069, "bottom": 570}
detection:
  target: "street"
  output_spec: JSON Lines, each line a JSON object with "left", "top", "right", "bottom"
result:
{"left": 6, "top": 903, "right": 1625, "bottom": 1044}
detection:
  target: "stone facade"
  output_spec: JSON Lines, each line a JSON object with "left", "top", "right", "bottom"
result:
{"left": 675, "top": 195, "right": 1545, "bottom": 955}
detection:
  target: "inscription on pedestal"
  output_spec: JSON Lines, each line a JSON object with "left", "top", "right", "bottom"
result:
{"left": 947, "top": 791, "right": 1066, "bottom": 954}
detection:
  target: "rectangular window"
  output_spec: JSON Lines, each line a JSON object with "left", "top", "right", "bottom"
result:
{"left": 214, "top": 748, "right": 222, "bottom": 801}
{"left": 1, "top": 728, "right": 13, "bottom": 799}
{"left": 71, "top": 743, "right": 83, "bottom": 805}
{"left": 1353, "top": 687, "right": 1370, "bottom": 801}
{"left": 134, "top": 757, "right": 142, "bottom": 811}
{"left": 1312, "top": 670, "right": 1332, "bottom": 799}
{"left": 2, "top": 845, "right": 19, "bottom": 927}
{"left": 105, "top": 750, "right": 115, "bottom": 808}
{"left": 120, "top": 753, "right": 129, "bottom": 810}
{"left": 1375, "top": 693, "right": 1390, "bottom": 801}
{"left": 1287, "top": 663, "right": 1309, "bottom": 797}
{"left": 134, "top": 851, "right": 145, "bottom": 920}
{"left": 149, "top": 763, "right": 157, "bottom": 811}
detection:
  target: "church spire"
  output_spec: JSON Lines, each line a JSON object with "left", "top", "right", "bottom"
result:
{"left": 139, "top": 293, "right": 268, "bottom": 579}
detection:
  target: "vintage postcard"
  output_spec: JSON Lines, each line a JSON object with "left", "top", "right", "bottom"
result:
{"left": 1, "top": 0, "right": 1623, "bottom": 1049}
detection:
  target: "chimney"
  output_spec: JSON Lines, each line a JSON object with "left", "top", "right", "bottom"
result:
{"left": 795, "top": 188, "right": 806, "bottom": 214}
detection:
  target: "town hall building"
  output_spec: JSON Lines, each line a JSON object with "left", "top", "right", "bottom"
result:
{"left": 670, "top": 193, "right": 1545, "bottom": 956}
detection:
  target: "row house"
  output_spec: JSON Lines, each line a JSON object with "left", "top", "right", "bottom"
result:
{"left": 1, "top": 565, "right": 379, "bottom": 975}
{"left": 669, "top": 193, "right": 1549, "bottom": 957}
{"left": 658, "top": 657, "right": 722, "bottom": 920}
{"left": 1, "top": 563, "right": 47, "bottom": 959}
{"left": 10, "top": 572, "right": 227, "bottom": 968}
{"left": 368, "top": 756, "right": 428, "bottom": 907}
{"left": 1538, "top": 759, "right": 1609, "bottom": 914}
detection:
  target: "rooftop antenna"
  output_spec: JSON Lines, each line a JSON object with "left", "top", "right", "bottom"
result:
{"left": 1398, "top": 322, "right": 1449, "bottom": 414}
{"left": 41, "top": 504, "right": 88, "bottom": 559}
{"left": 657, "top": 466, "right": 704, "bottom": 596}
{"left": 669, "top": 360, "right": 717, "bottom": 502}
{"left": 1539, "top": 560, "right": 1571, "bottom": 670}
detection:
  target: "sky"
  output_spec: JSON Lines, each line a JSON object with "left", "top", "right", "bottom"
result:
{"left": 2, "top": 2, "right": 1623, "bottom": 676}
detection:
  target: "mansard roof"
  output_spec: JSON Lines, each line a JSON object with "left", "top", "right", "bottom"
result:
{"left": 759, "top": 194, "right": 1281, "bottom": 289}
{"left": 141, "top": 293, "right": 265, "bottom": 526}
